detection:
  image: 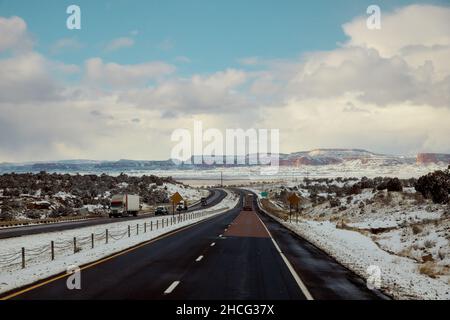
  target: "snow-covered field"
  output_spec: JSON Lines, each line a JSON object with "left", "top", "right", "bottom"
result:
{"left": 157, "top": 183, "right": 209, "bottom": 203}
{"left": 106, "top": 164, "right": 447, "bottom": 183}
{"left": 0, "top": 189, "right": 239, "bottom": 295}
{"left": 38, "top": 163, "right": 448, "bottom": 183}
{"left": 247, "top": 183, "right": 450, "bottom": 300}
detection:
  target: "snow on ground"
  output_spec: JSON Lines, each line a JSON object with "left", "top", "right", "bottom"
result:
{"left": 0, "top": 189, "right": 238, "bottom": 295}
{"left": 53, "top": 192, "right": 76, "bottom": 200}
{"left": 156, "top": 183, "right": 209, "bottom": 203}
{"left": 257, "top": 200, "right": 450, "bottom": 300}
{"left": 246, "top": 183, "right": 450, "bottom": 300}
{"left": 41, "top": 163, "right": 447, "bottom": 184}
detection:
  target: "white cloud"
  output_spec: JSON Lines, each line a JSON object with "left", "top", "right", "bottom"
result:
{"left": 50, "top": 37, "right": 83, "bottom": 54}
{"left": 259, "top": 97, "right": 450, "bottom": 156}
{"left": 104, "top": 37, "right": 135, "bottom": 51}
{"left": 238, "top": 57, "right": 262, "bottom": 66}
{"left": 343, "top": 5, "right": 450, "bottom": 57}
{"left": 0, "top": 52, "right": 62, "bottom": 103}
{"left": 84, "top": 58, "right": 176, "bottom": 88}
{"left": 0, "top": 16, "right": 33, "bottom": 52}
{"left": 174, "top": 56, "right": 191, "bottom": 63}
{"left": 1, "top": 5, "right": 450, "bottom": 162}
{"left": 157, "top": 38, "right": 174, "bottom": 51}
{"left": 343, "top": 5, "right": 450, "bottom": 80}
{"left": 118, "top": 69, "right": 251, "bottom": 115}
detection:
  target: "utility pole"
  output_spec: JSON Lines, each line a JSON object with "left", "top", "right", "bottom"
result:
{"left": 220, "top": 171, "right": 223, "bottom": 187}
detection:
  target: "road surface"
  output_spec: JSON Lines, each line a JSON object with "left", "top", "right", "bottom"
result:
{"left": 1, "top": 189, "right": 388, "bottom": 300}
{"left": 0, "top": 189, "right": 225, "bottom": 240}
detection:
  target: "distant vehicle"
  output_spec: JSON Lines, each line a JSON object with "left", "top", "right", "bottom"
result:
{"left": 200, "top": 197, "right": 207, "bottom": 206}
{"left": 243, "top": 194, "right": 253, "bottom": 211}
{"left": 176, "top": 200, "right": 188, "bottom": 211}
{"left": 155, "top": 206, "right": 169, "bottom": 216}
{"left": 110, "top": 194, "right": 140, "bottom": 218}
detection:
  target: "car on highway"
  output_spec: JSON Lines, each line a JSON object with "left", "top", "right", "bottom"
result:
{"left": 176, "top": 201, "right": 188, "bottom": 211}
{"left": 154, "top": 206, "right": 169, "bottom": 216}
{"left": 200, "top": 197, "right": 207, "bottom": 206}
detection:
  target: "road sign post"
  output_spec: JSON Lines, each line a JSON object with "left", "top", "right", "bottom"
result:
{"left": 170, "top": 192, "right": 183, "bottom": 216}
{"left": 287, "top": 193, "right": 300, "bottom": 223}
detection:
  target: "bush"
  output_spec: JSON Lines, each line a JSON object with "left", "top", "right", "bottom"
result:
{"left": 415, "top": 168, "right": 450, "bottom": 204}
{"left": 329, "top": 198, "right": 341, "bottom": 208}
{"left": 386, "top": 178, "right": 403, "bottom": 192}
{"left": 412, "top": 224, "right": 423, "bottom": 235}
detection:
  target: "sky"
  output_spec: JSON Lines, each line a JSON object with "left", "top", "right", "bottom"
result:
{"left": 0, "top": 0, "right": 449, "bottom": 162}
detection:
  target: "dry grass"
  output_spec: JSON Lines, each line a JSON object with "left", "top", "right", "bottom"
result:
{"left": 419, "top": 262, "right": 440, "bottom": 278}
{"left": 260, "top": 199, "right": 289, "bottom": 220}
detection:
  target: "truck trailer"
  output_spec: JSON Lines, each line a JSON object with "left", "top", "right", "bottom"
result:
{"left": 110, "top": 194, "right": 140, "bottom": 218}
{"left": 243, "top": 194, "right": 253, "bottom": 211}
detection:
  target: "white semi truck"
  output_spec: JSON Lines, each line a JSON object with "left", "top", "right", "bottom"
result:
{"left": 110, "top": 194, "right": 140, "bottom": 218}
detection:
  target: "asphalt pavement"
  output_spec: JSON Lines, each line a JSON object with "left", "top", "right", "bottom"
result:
{"left": 1, "top": 189, "right": 389, "bottom": 300}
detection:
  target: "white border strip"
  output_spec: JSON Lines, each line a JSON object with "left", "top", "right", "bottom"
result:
{"left": 255, "top": 205, "right": 314, "bottom": 300}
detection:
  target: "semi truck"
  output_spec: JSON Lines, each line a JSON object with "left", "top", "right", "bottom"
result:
{"left": 110, "top": 194, "right": 140, "bottom": 218}
{"left": 243, "top": 194, "right": 253, "bottom": 211}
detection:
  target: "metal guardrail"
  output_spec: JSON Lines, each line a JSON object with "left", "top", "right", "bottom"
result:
{"left": 0, "top": 205, "right": 229, "bottom": 272}
{"left": 0, "top": 215, "right": 101, "bottom": 229}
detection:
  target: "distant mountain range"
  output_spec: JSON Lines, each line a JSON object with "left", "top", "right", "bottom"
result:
{"left": 1, "top": 149, "right": 449, "bottom": 173}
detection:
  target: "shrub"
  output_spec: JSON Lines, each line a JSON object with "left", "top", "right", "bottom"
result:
{"left": 424, "top": 240, "right": 436, "bottom": 249}
{"left": 329, "top": 198, "right": 341, "bottom": 208}
{"left": 386, "top": 178, "right": 403, "bottom": 192}
{"left": 415, "top": 168, "right": 450, "bottom": 204}
{"left": 412, "top": 224, "right": 423, "bottom": 235}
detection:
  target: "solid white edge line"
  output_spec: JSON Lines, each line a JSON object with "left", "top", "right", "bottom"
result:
{"left": 255, "top": 209, "right": 314, "bottom": 300}
{"left": 164, "top": 281, "right": 180, "bottom": 294}
{"left": 196, "top": 255, "right": 204, "bottom": 262}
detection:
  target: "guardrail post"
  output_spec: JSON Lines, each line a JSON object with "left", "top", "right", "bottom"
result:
{"left": 91, "top": 233, "right": 94, "bottom": 249}
{"left": 136, "top": 223, "right": 139, "bottom": 235}
{"left": 151, "top": 221, "right": 153, "bottom": 231}
{"left": 51, "top": 241, "right": 54, "bottom": 261}
{"left": 144, "top": 222, "right": 147, "bottom": 233}
{"left": 157, "top": 220, "right": 159, "bottom": 230}
{"left": 73, "top": 237, "right": 77, "bottom": 254}
{"left": 128, "top": 225, "right": 131, "bottom": 237}
{"left": 21, "top": 247, "right": 25, "bottom": 269}
{"left": 106, "top": 229, "right": 109, "bottom": 244}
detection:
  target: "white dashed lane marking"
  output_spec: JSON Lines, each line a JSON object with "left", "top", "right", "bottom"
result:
{"left": 164, "top": 281, "right": 180, "bottom": 294}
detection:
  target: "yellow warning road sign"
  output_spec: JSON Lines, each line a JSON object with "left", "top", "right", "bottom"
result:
{"left": 170, "top": 192, "right": 183, "bottom": 204}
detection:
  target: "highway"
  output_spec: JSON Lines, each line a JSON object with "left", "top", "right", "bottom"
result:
{"left": 0, "top": 189, "right": 226, "bottom": 240}
{"left": 0, "top": 189, "right": 388, "bottom": 300}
